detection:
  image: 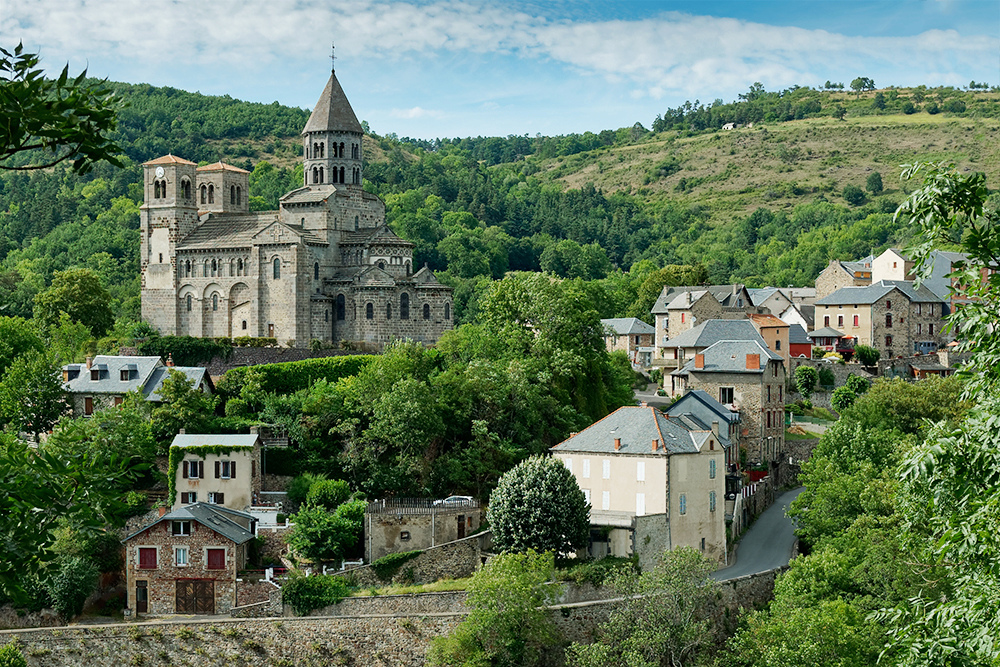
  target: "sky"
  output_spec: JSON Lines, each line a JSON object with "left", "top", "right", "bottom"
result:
{"left": 4, "top": 0, "right": 999, "bottom": 139}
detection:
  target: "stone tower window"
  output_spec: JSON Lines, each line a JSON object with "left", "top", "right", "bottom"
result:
{"left": 242, "top": 320, "right": 247, "bottom": 330}
{"left": 377, "top": 260, "right": 386, "bottom": 270}
{"left": 203, "top": 260, "right": 210, "bottom": 277}
{"left": 237, "top": 258, "right": 243, "bottom": 276}
{"left": 423, "top": 303, "right": 430, "bottom": 320}
{"left": 355, "top": 216, "right": 359, "bottom": 231}
{"left": 366, "top": 303, "right": 374, "bottom": 320}
{"left": 444, "top": 303, "right": 451, "bottom": 320}
{"left": 339, "top": 167, "right": 345, "bottom": 183}
{"left": 182, "top": 179, "right": 191, "bottom": 199}
{"left": 211, "top": 259, "right": 217, "bottom": 276}
{"left": 185, "top": 260, "right": 191, "bottom": 277}
{"left": 212, "top": 294, "right": 218, "bottom": 311}
{"left": 229, "top": 260, "right": 235, "bottom": 277}
{"left": 154, "top": 181, "right": 161, "bottom": 199}
{"left": 314, "top": 262, "right": 320, "bottom": 281}
{"left": 319, "top": 166, "right": 324, "bottom": 184}
{"left": 336, "top": 294, "right": 346, "bottom": 320}
{"left": 386, "top": 303, "right": 392, "bottom": 320}
{"left": 273, "top": 258, "right": 281, "bottom": 280}
{"left": 400, "top": 293, "right": 409, "bottom": 320}
{"left": 208, "top": 184, "right": 215, "bottom": 204}
{"left": 339, "top": 142, "right": 345, "bottom": 158}
{"left": 200, "top": 185, "right": 207, "bottom": 204}
{"left": 230, "top": 185, "right": 236, "bottom": 205}
{"left": 186, "top": 295, "right": 192, "bottom": 311}
{"left": 236, "top": 186, "right": 241, "bottom": 206}
{"left": 312, "top": 167, "right": 318, "bottom": 184}
{"left": 320, "top": 142, "right": 325, "bottom": 158}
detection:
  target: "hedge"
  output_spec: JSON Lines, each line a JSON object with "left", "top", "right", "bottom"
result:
{"left": 137, "top": 336, "right": 280, "bottom": 367}
{"left": 282, "top": 573, "right": 352, "bottom": 615}
{"left": 216, "top": 354, "right": 373, "bottom": 397}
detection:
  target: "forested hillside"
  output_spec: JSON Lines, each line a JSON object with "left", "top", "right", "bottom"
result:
{"left": 1, "top": 80, "right": 998, "bottom": 326}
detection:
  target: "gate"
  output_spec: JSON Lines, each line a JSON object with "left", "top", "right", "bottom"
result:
{"left": 176, "top": 579, "right": 215, "bottom": 614}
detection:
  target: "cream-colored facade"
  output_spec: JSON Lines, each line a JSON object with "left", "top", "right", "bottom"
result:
{"left": 171, "top": 434, "right": 263, "bottom": 511}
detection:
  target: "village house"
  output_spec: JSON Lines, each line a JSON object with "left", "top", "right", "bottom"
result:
{"left": 651, "top": 285, "right": 756, "bottom": 365}
{"left": 658, "top": 319, "right": 769, "bottom": 372}
{"left": 363, "top": 497, "right": 482, "bottom": 562}
{"left": 815, "top": 256, "right": 874, "bottom": 298}
{"left": 122, "top": 503, "right": 256, "bottom": 617}
{"left": 670, "top": 339, "right": 785, "bottom": 464}
{"left": 600, "top": 317, "right": 655, "bottom": 367}
{"left": 171, "top": 433, "right": 263, "bottom": 511}
{"left": 747, "top": 313, "right": 790, "bottom": 367}
{"left": 788, "top": 323, "right": 813, "bottom": 359}
{"left": 62, "top": 355, "right": 212, "bottom": 417}
{"left": 748, "top": 287, "right": 815, "bottom": 330}
{"left": 551, "top": 405, "right": 728, "bottom": 568}
{"left": 666, "top": 389, "right": 741, "bottom": 469}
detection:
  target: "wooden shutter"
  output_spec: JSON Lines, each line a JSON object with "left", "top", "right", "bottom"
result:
{"left": 182, "top": 461, "right": 189, "bottom": 479}
{"left": 230, "top": 462, "right": 236, "bottom": 479}
{"left": 207, "top": 548, "right": 226, "bottom": 570}
{"left": 215, "top": 492, "right": 224, "bottom": 505}
{"left": 215, "top": 461, "right": 220, "bottom": 479}
{"left": 138, "top": 548, "right": 157, "bottom": 569}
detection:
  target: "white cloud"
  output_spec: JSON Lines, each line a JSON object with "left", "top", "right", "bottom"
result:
{"left": 390, "top": 106, "right": 441, "bottom": 119}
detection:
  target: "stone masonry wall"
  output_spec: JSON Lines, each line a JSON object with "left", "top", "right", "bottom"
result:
{"left": 347, "top": 533, "right": 484, "bottom": 589}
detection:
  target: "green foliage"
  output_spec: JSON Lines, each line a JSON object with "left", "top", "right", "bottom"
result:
{"left": 842, "top": 184, "right": 866, "bottom": 207}
{"left": 866, "top": 172, "right": 883, "bottom": 195}
{"left": 33, "top": 268, "right": 113, "bottom": 336}
{"left": 852, "top": 344, "right": 880, "bottom": 366}
{"left": 427, "top": 550, "right": 559, "bottom": 667}
{"left": 137, "top": 335, "right": 232, "bottom": 367}
{"left": 0, "top": 640, "right": 26, "bottom": 667}
{"left": 44, "top": 556, "right": 99, "bottom": 621}
{"left": 281, "top": 572, "right": 351, "bottom": 615}
{"left": 0, "top": 43, "right": 122, "bottom": 173}
{"left": 47, "top": 390, "right": 155, "bottom": 469}
{"left": 0, "top": 349, "right": 68, "bottom": 441}
{"left": 555, "top": 556, "right": 637, "bottom": 586}
{"left": 216, "top": 355, "right": 372, "bottom": 398}
{"left": 566, "top": 548, "right": 720, "bottom": 667}
{"left": 817, "top": 366, "right": 835, "bottom": 388}
{"left": 371, "top": 550, "right": 422, "bottom": 582}
{"left": 794, "top": 365, "right": 818, "bottom": 401}
{"left": 287, "top": 472, "right": 327, "bottom": 506}
{"left": 487, "top": 455, "right": 590, "bottom": 554}
{"left": 150, "top": 369, "right": 220, "bottom": 448}
{"left": 0, "top": 316, "right": 43, "bottom": 376}
{"left": 305, "top": 479, "right": 350, "bottom": 511}
{"left": 287, "top": 499, "right": 365, "bottom": 562}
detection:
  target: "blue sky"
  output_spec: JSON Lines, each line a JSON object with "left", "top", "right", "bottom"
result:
{"left": 4, "top": 0, "right": 998, "bottom": 138}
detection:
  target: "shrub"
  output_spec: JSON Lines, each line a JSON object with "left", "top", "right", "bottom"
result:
{"left": 555, "top": 556, "right": 637, "bottom": 586}
{"left": 842, "top": 184, "right": 866, "bottom": 206}
{"left": 853, "top": 344, "right": 881, "bottom": 366}
{"left": 137, "top": 335, "right": 232, "bottom": 367}
{"left": 817, "top": 367, "right": 836, "bottom": 388}
{"left": 306, "top": 479, "right": 351, "bottom": 511}
{"left": 866, "top": 172, "right": 883, "bottom": 195}
{"left": 0, "top": 640, "right": 26, "bottom": 667}
{"left": 282, "top": 573, "right": 352, "bottom": 615}
{"left": 45, "top": 556, "right": 99, "bottom": 621}
{"left": 794, "top": 366, "right": 819, "bottom": 401}
{"left": 287, "top": 472, "right": 327, "bottom": 506}
{"left": 371, "top": 551, "right": 422, "bottom": 582}
{"left": 216, "top": 355, "right": 373, "bottom": 398}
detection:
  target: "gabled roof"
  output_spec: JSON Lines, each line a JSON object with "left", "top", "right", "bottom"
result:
{"left": 662, "top": 319, "right": 766, "bottom": 350}
{"left": 411, "top": 265, "right": 441, "bottom": 284}
{"left": 197, "top": 162, "right": 250, "bottom": 174}
{"left": 123, "top": 502, "right": 255, "bottom": 545}
{"left": 674, "top": 339, "right": 781, "bottom": 376}
{"left": 280, "top": 185, "right": 338, "bottom": 205}
{"left": 747, "top": 313, "right": 788, "bottom": 329}
{"left": 667, "top": 389, "right": 740, "bottom": 425}
{"left": 748, "top": 287, "right": 781, "bottom": 307}
{"left": 143, "top": 154, "right": 197, "bottom": 166}
{"left": 807, "top": 326, "right": 845, "bottom": 338}
{"left": 144, "top": 366, "right": 212, "bottom": 402}
{"left": 788, "top": 324, "right": 811, "bottom": 345}
{"left": 353, "top": 264, "right": 397, "bottom": 286}
{"left": 63, "top": 356, "right": 162, "bottom": 395}
{"left": 302, "top": 71, "right": 364, "bottom": 135}
{"left": 170, "top": 433, "right": 261, "bottom": 449}
{"left": 815, "top": 280, "right": 943, "bottom": 306}
{"left": 601, "top": 317, "right": 655, "bottom": 336}
{"left": 551, "top": 406, "right": 705, "bottom": 455}
{"left": 651, "top": 285, "right": 749, "bottom": 314}
{"left": 340, "top": 224, "right": 412, "bottom": 247}
{"left": 176, "top": 214, "right": 279, "bottom": 250}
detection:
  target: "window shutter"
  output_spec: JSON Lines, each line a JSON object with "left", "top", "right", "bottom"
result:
{"left": 198, "top": 461, "right": 204, "bottom": 479}
{"left": 216, "top": 493, "right": 224, "bottom": 505}
{"left": 231, "top": 462, "right": 236, "bottom": 479}
{"left": 215, "top": 461, "right": 220, "bottom": 479}
{"left": 182, "top": 461, "right": 189, "bottom": 479}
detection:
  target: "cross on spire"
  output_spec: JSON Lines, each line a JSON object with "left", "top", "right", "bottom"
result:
{"left": 330, "top": 43, "right": 336, "bottom": 72}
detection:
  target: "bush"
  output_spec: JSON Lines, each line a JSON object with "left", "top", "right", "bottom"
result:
{"left": 0, "top": 640, "right": 26, "bottom": 667}
{"left": 371, "top": 551, "right": 422, "bottom": 582}
{"left": 842, "top": 184, "right": 866, "bottom": 206}
{"left": 216, "top": 355, "right": 373, "bottom": 398}
{"left": 555, "top": 556, "right": 637, "bottom": 586}
{"left": 866, "top": 172, "right": 883, "bottom": 195}
{"left": 137, "top": 335, "right": 232, "bottom": 367}
{"left": 306, "top": 479, "right": 350, "bottom": 511}
{"left": 853, "top": 344, "right": 881, "bottom": 366}
{"left": 287, "top": 499, "right": 366, "bottom": 562}
{"left": 45, "top": 556, "right": 99, "bottom": 621}
{"left": 265, "top": 448, "right": 302, "bottom": 477}
{"left": 785, "top": 402, "right": 804, "bottom": 416}
{"left": 287, "top": 472, "right": 326, "bottom": 506}
{"left": 281, "top": 572, "right": 351, "bottom": 615}
{"left": 817, "top": 367, "right": 836, "bottom": 388}
{"left": 794, "top": 366, "right": 819, "bottom": 401}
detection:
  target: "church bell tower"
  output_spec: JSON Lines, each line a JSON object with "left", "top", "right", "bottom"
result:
{"left": 302, "top": 60, "right": 364, "bottom": 188}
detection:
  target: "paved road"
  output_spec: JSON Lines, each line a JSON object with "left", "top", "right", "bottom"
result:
{"left": 634, "top": 382, "right": 672, "bottom": 408}
{"left": 712, "top": 486, "right": 804, "bottom": 581}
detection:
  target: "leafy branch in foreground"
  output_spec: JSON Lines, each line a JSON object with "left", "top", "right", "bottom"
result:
{"left": 0, "top": 42, "right": 123, "bottom": 172}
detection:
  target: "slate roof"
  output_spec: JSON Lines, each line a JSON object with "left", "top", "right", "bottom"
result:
{"left": 303, "top": 71, "right": 364, "bottom": 135}
{"left": 788, "top": 324, "right": 811, "bottom": 345}
{"left": 176, "top": 217, "right": 326, "bottom": 250}
{"left": 280, "top": 185, "right": 339, "bottom": 205}
{"left": 748, "top": 287, "right": 781, "bottom": 307}
{"left": 673, "top": 339, "right": 781, "bottom": 376}
{"left": 807, "top": 327, "right": 844, "bottom": 338}
{"left": 662, "top": 319, "right": 767, "bottom": 350}
{"left": 601, "top": 318, "right": 655, "bottom": 336}
{"left": 340, "top": 225, "right": 412, "bottom": 246}
{"left": 144, "top": 366, "right": 212, "bottom": 402}
{"left": 651, "top": 285, "right": 749, "bottom": 314}
{"left": 667, "top": 389, "right": 740, "bottom": 425}
{"left": 170, "top": 433, "right": 261, "bottom": 449}
{"left": 814, "top": 280, "right": 943, "bottom": 306}
{"left": 551, "top": 406, "right": 706, "bottom": 455}
{"left": 123, "top": 503, "right": 255, "bottom": 545}
{"left": 63, "top": 356, "right": 162, "bottom": 395}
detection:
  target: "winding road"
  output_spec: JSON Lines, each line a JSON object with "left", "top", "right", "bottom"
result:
{"left": 712, "top": 486, "right": 804, "bottom": 581}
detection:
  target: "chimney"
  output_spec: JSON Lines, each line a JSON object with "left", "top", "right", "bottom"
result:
{"left": 178, "top": 428, "right": 186, "bottom": 435}
{"left": 639, "top": 400, "right": 648, "bottom": 408}
{"left": 85, "top": 356, "right": 93, "bottom": 370}
{"left": 569, "top": 432, "right": 578, "bottom": 437}
{"left": 695, "top": 353, "right": 705, "bottom": 369}
{"left": 157, "top": 506, "right": 167, "bottom": 517}
{"left": 62, "top": 369, "right": 69, "bottom": 382}
{"left": 711, "top": 420, "right": 720, "bottom": 436}
{"left": 250, "top": 426, "right": 259, "bottom": 435}
{"left": 166, "top": 353, "right": 175, "bottom": 367}
{"left": 614, "top": 438, "right": 621, "bottom": 451}
{"left": 746, "top": 353, "right": 760, "bottom": 370}
{"left": 652, "top": 439, "right": 659, "bottom": 452}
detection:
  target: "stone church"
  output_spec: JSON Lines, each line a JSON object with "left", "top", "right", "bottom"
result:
{"left": 140, "top": 69, "right": 453, "bottom": 348}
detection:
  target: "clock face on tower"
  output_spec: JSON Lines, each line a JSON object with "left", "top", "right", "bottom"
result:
{"left": 155, "top": 166, "right": 164, "bottom": 178}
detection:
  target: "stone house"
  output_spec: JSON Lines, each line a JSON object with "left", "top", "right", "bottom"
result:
{"left": 551, "top": 405, "right": 728, "bottom": 566}
{"left": 749, "top": 287, "right": 815, "bottom": 329}
{"left": 62, "top": 355, "right": 212, "bottom": 417}
{"left": 651, "top": 285, "right": 755, "bottom": 365}
{"left": 122, "top": 503, "right": 256, "bottom": 617}
{"left": 815, "top": 256, "right": 873, "bottom": 298}
{"left": 670, "top": 340, "right": 786, "bottom": 465}
{"left": 658, "top": 319, "right": 768, "bottom": 372}
{"left": 140, "top": 67, "right": 453, "bottom": 349}
{"left": 666, "top": 389, "right": 741, "bottom": 470}
{"left": 600, "top": 317, "right": 655, "bottom": 367}
{"left": 747, "top": 313, "right": 790, "bottom": 367}
{"left": 363, "top": 498, "right": 481, "bottom": 562}
{"left": 172, "top": 433, "right": 263, "bottom": 511}
{"left": 814, "top": 280, "right": 948, "bottom": 358}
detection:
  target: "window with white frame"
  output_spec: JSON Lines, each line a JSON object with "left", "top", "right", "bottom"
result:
{"left": 563, "top": 458, "right": 572, "bottom": 474}
{"left": 679, "top": 494, "right": 687, "bottom": 515}
{"left": 582, "top": 459, "right": 590, "bottom": 478}
{"left": 171, "top": 521, "right": 191, "bottom": 536}
{"left": 636, "top": 461, "right": 645, "bottom": 482}
{"left": 636, "top": 493, "right": 646, "bottom": 516}
{"left": 602, "top": 491, "right": 610, "bottom": 511}
{"left": 583, "top": 489, "right": 591, "bottom": 504}
{"left": 174, "top": 547, "right": 189, "bottom": 566}
{"left": 602, "top": 459, "right": 610, "bottom": 479}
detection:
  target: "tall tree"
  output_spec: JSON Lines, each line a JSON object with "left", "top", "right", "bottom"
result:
{"left": 0, "top": 349, "right": 68, "bottom": 442}
{"left": 33, "top": 267, "right": 114, "bottom": 337}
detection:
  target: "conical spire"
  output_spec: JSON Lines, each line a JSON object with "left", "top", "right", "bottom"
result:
{"left": 302, "top": 71, "right": 364, "bottom": 135}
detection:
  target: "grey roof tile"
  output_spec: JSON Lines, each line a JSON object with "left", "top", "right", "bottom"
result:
{"left": 123, "top": 503, "right": 255, "bottom": 545}
{"left": 144, "top": 367, "right": 211, "bottom": 402}
{"left": 788, "top": 324, "right": 811, "bottom": 344}
{"left": 303, "top": 71, "right": 364, "bottom": 135}
{"left": 674, "top": 339, "right": 780, "bottom": 375}
{"left": 170, "top": 433, "right": 260, "bottom": 448}
{"left": 551, "top": 406, "right": 704, "bottom": 455}
{"left": 662, "top": 319, "right": 766, "bottom": 350}
{"left": 814, "top": 280, "right": 943, "bottom": 306}
{"left": 601, "top": 318, "right": 655, "bottom": 336}
{"left": 63, "top": 356, "right": 162, "bottom": 395}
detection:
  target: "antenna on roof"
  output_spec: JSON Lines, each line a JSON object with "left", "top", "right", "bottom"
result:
{"left": 330, "top": 42, "right": 336, "bottom": 72}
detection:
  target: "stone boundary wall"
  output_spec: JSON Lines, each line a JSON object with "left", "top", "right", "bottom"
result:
{"left": 231, "top": 586, "right": 282, "bottom": 619}
{"left": 345, "top": 533, "right": 487, "bottom": 588}
{"left": 0, "top": 607, "right": 59, "bottom": 631}
{"left": 309, "top": 590, "right": 469, "bottom": 617}
{"left": 788, "top": 358, "right": 873, "bottom": 388}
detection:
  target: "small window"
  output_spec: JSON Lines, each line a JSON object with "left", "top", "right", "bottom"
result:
{"left": 917, "top": 303, "right": 922, "bottom": 315}
{"left": 386, "top": 302, "right": 392, "bottom": 320}
{"left": 886, "top": 314, "right": 892, "bottom": 328}
{"left": 175, "top": 547, "right": 189, "bottom": 566}
{"left": 582, "top": 459, "right": 590, "bottom": 478}
{"left": 84, "top": 397, "right": 94, "bottom": 415}
{"left": 208, "top": 184, "right": 214, "bottom": 204}
{"left": 719, "top": 387, "right": 734, "bottom": 404}
{"left": 171, "top": 521, "right": 191, "bottom": 536}
{"left": 444, "top": 303, "right": 451, "bottom": 320}
{"left": 314, "top": 262, "right": 320, "bottom": 281}
{"left": 601, "top": 491, "right": 610, "bottom": 511}
{"left": 138, "top": 547, "right": 157, "bottom": 569}
{"left": 236, "top": 186, "right": 241, "bottom": 205}
{"left": 400, "top": 531, "right": 410, "bottom": 541}
{"left": 602, "top": 459, "right": 610, "bottom": 479}
{"left": 837, "top": 315, "right": 844, "bottom": 328}
{"left": 208, "top": 492, "right": 225, "bottom": 505}
{"left": 114, "top": 396, "right": 124, "bottom": 407}
{"left": 185, "top": 260, "right": 191, "bottom": 277}
{"left": 400, "top": 293, "right": 410, "bottom": 320}
{"left": 207, "top": 548, "right": 226, "bottom": 570}
{"left": 636, "top": 493, "right": 646, "bottom": 516}
{"left": 853, "top": 315, "right": 859, "bottom": 327}
{"left": 273, "top": 258, "right": 281, "bottom": 279}
{"left": 200, "top": 184, "right": 207, "bottom": 204}
{"left": 709, "top": 459, "right": 716, "bottom": 479}
{"left": 886, "top": 300, "right": 892, "bottom": 309}
{"left": 423, "top": 303, "right": 430, "bottom": 320}
{"left": 775, "top": 339, "right": 781, "bottom": 350}
{"left": 230, "top": 185, "right": 236, "bottom": 205}
{"left": 709, "top": 490, "right": 716, "bottom": 512}
{"left": 182, "top": 460, "right": 204, "bottom": 479}
{"left": 90, "top": 369, "right": 100, "bottom": 381}
{"left": 885, "top": 335, "right": 893, "bottom": 347}
{"left": 928, "top": 324, "right": 934, "bottom": 335}
{"left": 824, "top": 315, "right": 830, "bottom": 327}
{"left": 121, "top": 369, "right": 130, "bottom": 381}
{"left": 366, "top": 303, "right": 374, "bottom": 320}
{"left": 159, "top": 253, "right": 163, "bottom": 264}
{"left": 241, "top": 320, "right": 247, "bottom": 330}
{"left": 336, "top": 294, "right": 346, "bottom": 321}
{"left": 212, "top": 294, "right": 218, "bottom": 311}
{"left": 636, "top": 461, "right": 645, "bottom": 482}
{"left": 180, "top": 492, "right": 197, "bottom": 504}
{"left": 679, "top": 494, "right": 687, "bottom": 515}
{"left": 917, "top": 323, "right": 922, "bottom": 334}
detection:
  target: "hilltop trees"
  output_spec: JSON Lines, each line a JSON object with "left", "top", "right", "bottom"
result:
{"left": 850, "top": 77, "right": 875, "bottom": 97}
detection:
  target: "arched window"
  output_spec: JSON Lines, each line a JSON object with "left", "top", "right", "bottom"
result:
{"left": 208, "top": 184, "right": 214, "bottom": 204}
{"left": 237, "top": 258, "right": 243, "bottom": 275}
{"left": 154, "top": 181, "right": 161, "bottom": 199}
{"left": 319, "top": 166, "right": 324, "bottom": 183}
{"left": 273, "top": 257, "right": 281, "bottom": 279}
{"left": 211, "top": 259, "right": 217, "bottom": 276}
{"left": 182, "top": 180, "right": 191, "bottom": 199}
{"left": 319, "top": 142, "right": 324, "bottom": 158}
{"left": 336, "top": 294, "right": 346, "bottom": 320}
{"left": 404, "top": 260, "right": 411, "bottom": 275}
{"left": 386, "top": 303, "right": 392, "bottom": 319}
{"left": 229, "top": 260, "right": 235, "bottom": 277}
{"left": 186, "top": 294, "right": 192, "bottom": 311}
{"left": 236, "top": 186, "right": 241, "bottom": 206}
{"left": 241, "top": 320, "right": 247, "bottom": 330}
{"left": 230, "top": 185, "right": 236, "bottom": 205}
{"left": 200, "top": 184, "right": 207, "bottom": 204}
{"left": 204, "top": 261, "right": 210, "bottom": 277}
{"left": 325, "top": 310, "right": 329, "bottom": 322}
{"left": 339, "top": 142, "right": 344, "bottom": 158}
{"left": 313, "top": 142, "right": 319, "bottom": 157}
{"left": 377, "top": 260, "right": 386, "bottom": 270}
{"left": 423, "top": 303, "right": 430, "bottom": 320}
{"left": 312, "top": 167, "right": 318, "bottom": 184}
{"left": 314, "top": 262, "right": 319, "bottom": 281}
{"left": 400, "top": 293, "right": 409, "bottom": 320}
{"left": 444, "top": 303, "right": 451, "bottom": 320}
{"left": 366, "top": 302, "right": 374, "bottom": 320}
{"left": 354, "top": 216, "right": 359, "bottom": 231}
{"left": 212, "top": 294, "right": 218, "bottom": 311}
{"left": 185, "top": 260, "right": 191, "bottom": 277}
{"left": 339, "top": 167, "right": 345, "bottom": 183}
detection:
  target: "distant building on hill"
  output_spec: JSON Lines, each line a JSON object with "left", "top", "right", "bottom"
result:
{"left": 140, "top": 67, "right": 453, "bottom": 349}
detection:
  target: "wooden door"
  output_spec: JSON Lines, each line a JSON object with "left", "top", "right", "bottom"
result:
{"left": 268, "top": 323, "right": 274, "bottom": 338}
{"left": 457, "top": 515, "right": 466, "bottom": 539}
{"left": 135, "top": 581, "right": 148, "bottom": 614}
{"left": 175, "top": 580, "right": 215, "bottom": 614}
